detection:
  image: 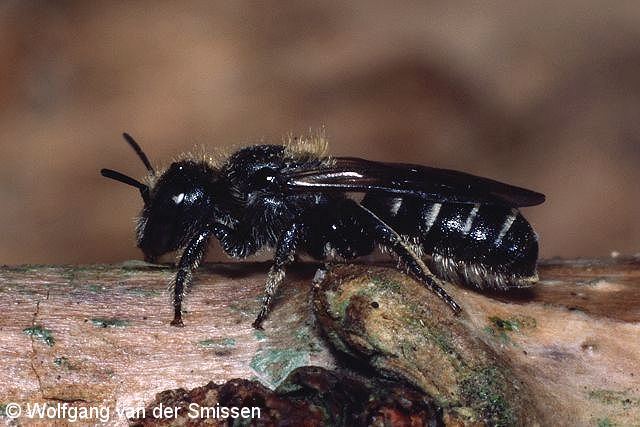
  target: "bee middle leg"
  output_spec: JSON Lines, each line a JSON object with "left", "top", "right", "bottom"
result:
{"left": 359, "top": 205, "right": 461, "bottom": 314}
{"left": 252, "top": 223, "right": 303, "bottom": 329}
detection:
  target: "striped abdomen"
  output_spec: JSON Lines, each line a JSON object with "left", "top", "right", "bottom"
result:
{"left": 362, "top": 195, "right": 539, "bottom": 291}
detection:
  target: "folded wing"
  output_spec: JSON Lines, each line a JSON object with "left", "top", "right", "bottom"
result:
{"left": 283, "top": 157, "right": 545, "bottom": 207}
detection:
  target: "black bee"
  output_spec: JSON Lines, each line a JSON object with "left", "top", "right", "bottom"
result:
{"left": 101, "top": 133, "right": 544, "bottom": 329}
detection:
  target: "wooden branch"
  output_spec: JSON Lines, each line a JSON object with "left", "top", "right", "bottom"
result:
{"left": 0, "top": 262, "right": 337, "bottom": 426}
{"left": 0, "top": 258, "right": 638, "bottom": 426}
{"left": 312, "top": 260, "right": 640, "bottom": 426}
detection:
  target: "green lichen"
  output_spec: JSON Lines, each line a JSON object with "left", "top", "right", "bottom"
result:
{"left": 229, "top": 300, "right": 260, "bottom": 318}
{"left": 369, "top": 275, "right": 402, "bottom": 293}
{"left": 6, "top": 265, "right": 45, "bottom": 273}
{"left": 489, "top": 316, "right": 521, "bottom": 332}
{"left": 294, "top": 327, "right": 310, "bottom": 341}
{"left": 589, "top": 389, "right": 622, "bottom": 405}
{"left": 324, "top": 289, "right": 351, "bottom": 320}
{"left": 293, "top": 325, "right": 324, "bottom": 353}
{"left": 87, "top": 284, "right": 105, "bottom": 293}
{"left": 90, "top": 318, "right": 131, "bottom": 328}
{"left": 597, "top": 417, "right": 615, "bottom": 427}
{"left": 483, "top": 326, "right": 511, "bottom": 345}
{"left": 198, "top": 337, "right": 237, "bottom": 350}
{"left": 460, "top": 366, "right": 514, "bottom": 426}
{"left": 254, "top": 329, "right": 267, "bottom": 341}
{"left": 489, "top": 315, "right": 536, "bottom": 332}
{"left": 589, "top": 389, "right": 639, "bottom": 409}
{"left": 124, "top": 287, "right": 161, "bottom": 297}
{"left": 485, "top": 315, "right": 537, "bottom": 346}
{"left": 250, "top": 348, "right": 309, "bottom": 388}
{"left": 23, "top": 325, "right": 55, "bottom": 347}
{"left": 53, "top": 356, "right": 75, "bottom": 370}
{"left": 431, "top": 331, "right": 455, "bottom": 354}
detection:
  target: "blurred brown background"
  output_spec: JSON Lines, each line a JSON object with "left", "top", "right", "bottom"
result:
{"left": 1, "top": 1, "right": 639, "bottom": 264}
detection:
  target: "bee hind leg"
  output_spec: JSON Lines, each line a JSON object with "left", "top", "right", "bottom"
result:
{"left": 358, "top": 205, "right": 461, "bottom": 314}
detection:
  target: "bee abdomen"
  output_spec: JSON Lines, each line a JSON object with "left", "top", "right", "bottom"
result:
{"left": 362, "top": 195, "right": 539, "bottom": 291}
{"left": 419, "top": 202, "right": 539, "bottom": 290}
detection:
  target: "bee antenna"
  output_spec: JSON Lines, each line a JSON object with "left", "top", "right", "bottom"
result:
{"left": 101, "top": 168, "right": 151, "bottom": 204}
{"left": 122, "top": 132, "right": 155, "bottom": 173}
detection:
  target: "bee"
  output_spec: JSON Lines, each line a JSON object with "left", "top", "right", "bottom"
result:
{"left": 101, "top": 133, "right": 545, "bottom": 329}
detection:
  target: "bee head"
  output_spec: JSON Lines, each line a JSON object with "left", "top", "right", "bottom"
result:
{"left": 101, "top": 133, "right": 217, "bottom": 262}
{"left": 137, "top": 160, "right": 218, "bottom": 260}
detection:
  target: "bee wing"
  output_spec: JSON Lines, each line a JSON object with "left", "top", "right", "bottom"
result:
{"left": 283, "top": 157, "right": 545, "bottom": 207}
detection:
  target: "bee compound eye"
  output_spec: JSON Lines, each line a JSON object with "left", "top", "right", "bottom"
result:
{"left": 252, "top": 167, "right": 278, "bottom": 188}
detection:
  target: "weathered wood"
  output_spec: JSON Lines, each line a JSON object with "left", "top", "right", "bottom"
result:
{"left": 313, "top": 260, "right": 640, "bottom": 426}
{"left": 0, "top": 258, "right": 639, "bottom": 426}
{"left": 0, "top": 262, "right": 336, "bottom": 426}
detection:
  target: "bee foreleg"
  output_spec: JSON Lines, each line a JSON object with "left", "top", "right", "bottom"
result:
{"left": 358, "top": 205, "right": 461, "bottom": 314}
{"left": 252, "top": 223, "right": 303, "bottom": 329}
{"left": 171, "top": 230, "right": 212, "bottom": 327}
